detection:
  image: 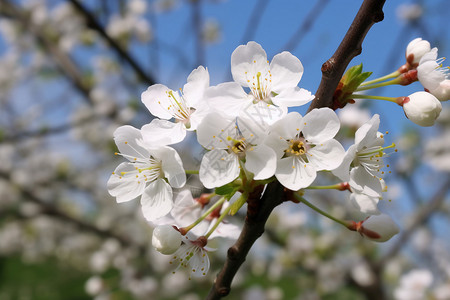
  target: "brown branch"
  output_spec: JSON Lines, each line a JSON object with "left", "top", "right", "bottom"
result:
{"left": 206, "top": 1, "right": 387, "bottom": 299}
{"left": 307, "top": 0, "right": 386, "bottom": 112}
{"left": 206, "top": 182, "right": 285, "bottom": 299}
{"left": 68, "top": 0, "right": 156, "bottom": 85}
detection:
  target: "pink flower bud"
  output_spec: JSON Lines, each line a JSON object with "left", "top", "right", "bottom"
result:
{"left": 406, "top": 38, "right": 431, "bottom": 66}
{"left": 359, "top": 214, "right": 400, "bottom": 242}
{"left": 152, "top": 225, "right": 182, "bottom": 255}
{"left": 402, "top": 92, "right": 442, "bottom": 127}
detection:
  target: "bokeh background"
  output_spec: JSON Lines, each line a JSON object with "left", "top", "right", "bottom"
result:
{"left": 0, "top": 0, "right": 449, "bottom": 299}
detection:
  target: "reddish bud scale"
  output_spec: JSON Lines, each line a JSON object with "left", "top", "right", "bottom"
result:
{"left": 206, "top": 204, "right": 223, "bottom": 221}
{"left": 338, "top": 182, "right": 351, "bottom": 191}
{"left": 196, "top": 193, "right": 212, "bottom": 208}
{"left": 398, "top": 70, "right": 418, "bottom": 85}
{"left": 193, "top": 236, "right": 208, "bottom": 248}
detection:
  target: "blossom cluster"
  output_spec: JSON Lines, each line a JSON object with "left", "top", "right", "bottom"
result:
{"left": 107, "top": 39, "right": 446, "bottom": 278}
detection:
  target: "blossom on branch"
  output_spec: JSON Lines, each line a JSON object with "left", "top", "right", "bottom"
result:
{"left": 107, "top": 125, "right": 186, "bottom": 221}
{"left": 206, "top": 41, "right": 314, "bottom": 128}
{"left": 265, "top": 108, "right": 345, "bottom": 191}
{"left": 141, "top": 66, "right": 211, "bottom": 145}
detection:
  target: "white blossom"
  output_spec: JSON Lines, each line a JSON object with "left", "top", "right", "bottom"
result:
{"left": 107, "top": 125, "right": 186, "bottom": 221}
{"left": 141, "top": 66, "right": 210, "bottom": 145}
{"left": 405, "top": 38, "right": 430, "bottom": 66}
{"left": 403, "top": 91, "right": 442, "bottom": 126}
{"left": 206, "top": 41, "right": 313, "bottom": 128}
{"left": 265, "top": 108, "right": 345, "bottom": 191}
{"left": 197, "top": 112, "right": 276, "bottom": 188}
{"left": 152, "top": 225, "right": 182, "bottom": 255}
{"left": 417, "top": 48, "right": 450, "bottom": 101}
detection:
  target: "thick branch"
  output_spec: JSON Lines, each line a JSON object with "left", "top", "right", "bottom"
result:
{"left": 307, "top": 0, "right": 386, "bottom": 112}
{"left": 206, "top": 182, "right": 285, "bottom": 299}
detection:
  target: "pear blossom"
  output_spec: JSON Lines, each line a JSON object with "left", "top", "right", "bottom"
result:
{"left": 265, "top": 108, "right": 345, "bottom": 191}
{"left": 107, "top": 125, "right": 186, "bottom": 221}
{"left": 417, "top": 48, "right": 450, "bottom": 101}
{"left": 197, "top": 112, "right": 276, "bottom": 188}
{"left": 170, "top": 233, "right": 213, "bottom": 278}
{"left": 333, "top": 114, "right": 386, "bottom": 197}
{"left": 152, "top": 225, "right": 182, "bottom": 255}
{"left": 141, "top": 66, "right": 210, "bottom": 145}
{"left": 206, "top": 41, "right": 314, "bottom": 128}
{"left": 402, "top": 91, "right": 442, "bottom": 126}
{"left": 405, "top": 38, "right": 430, "bottom": 66}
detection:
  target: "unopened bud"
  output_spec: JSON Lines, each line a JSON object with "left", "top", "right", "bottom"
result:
{"left": 402, "top": 92, "right": 442, "bottom": 127}
{"left": 152, "top": 225, "right": 182, "bottom": 255}
{"left": 359, "top": 214, "right": 400, "bottom": 242}
{"left": 406, "top": 38, "right": 431, "bottom": 67}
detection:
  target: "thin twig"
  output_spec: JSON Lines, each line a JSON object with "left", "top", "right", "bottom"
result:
{"left": 68, "top": 0, "right": 156, "bottom": 85}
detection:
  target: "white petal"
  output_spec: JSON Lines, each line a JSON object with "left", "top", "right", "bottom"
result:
{"left": 245, "top": 145, "right": 276, "bottom": 180}
{"left": 268, "top": 112, "right": 303, "bottom": 140}
{"left": 199, "top": 150, "right": 240, "bottom": 189}
{"left": 156, "top": 146, "right": 186, "bottom": 188}
{"left": 349, "top": 192, "right": 380, "bottom": 215}
{"left": 141, "top": 119, "right": 186, "bottom": 146}
{"left": 208, "top": 222, "right": 241, "bottom": 240}
{"left": 114, "top": 125, "right": 148, "bottom": 160}
{"left": 183, "top": 66, "right": 210, "bottom": 108}
{"left": 349, "top": 166, "right": 383, "bottom": 197}
{"left": 196, "top": 112, "right": 236, "bottom": 150}
{"left": 308, "top": 139, "right": 345, "bottom": 171}
{"left": 302, "top": 108, "right": 340, "bottom": 143}
{"left": 355, "top": 114, "right": 380, "bottom": 147}
{"left": 271, "top": 87, "right": 314, "bottom": 107}
{"left": 231, "top": 41, "right": 268, "bottom": 87}
{"left": 239, "top": 101, "right": 287, "bottom": 128}
{"left": 141, "top": 84, "right": 175, "bottom": 119}
{"left": 276, "top": 157, "right": 316, "bottom": 190}
{"left": 270, "top": 51, "right": 304, "bottom": 91}
{"left": 108, "top": 162, "right": 146, "bottom": 203}
{"left": 331, "top": 145, "right": 357, "bottom": 181}
{"left": 171, "top": 190, "right": 202, "bottom": 227}
{"left": 141, "top": 178, "right": 173, "bottom": 221}
{"left": 205, "top": 82, "right": 249, "bottom": 117}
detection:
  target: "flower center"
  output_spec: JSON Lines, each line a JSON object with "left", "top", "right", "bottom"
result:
{"left": 248, "top": 70, "right": 273, "bottom": 104}
{"left": 163, "top": 90, "right": 192, "bottom": 124}
{"left": 285, "top": 137, "right": 309, "bottom": 157}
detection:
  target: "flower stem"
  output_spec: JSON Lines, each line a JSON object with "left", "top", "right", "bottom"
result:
{"left": 359, "top": 70, "right": 400, "bottom": 86}
{"left": 351, "top": 94, "right": 399, "bottom": 104}
{"left": 205, "top": 203, "right": 232, "bottom": 238}
{"left": 182, "top": 197, "right": 226, "bottom": 234}
{"left": 185, "top": 170, "right": 199, "bottom": 175}
{"left": 306, "top": 184, "right": 345, "bottom": 190}
{"left": 356, "top": 76, "right": 403, "bottom": 91}
{"left": 293, "top": 192, "right": 349, "bottom": 227}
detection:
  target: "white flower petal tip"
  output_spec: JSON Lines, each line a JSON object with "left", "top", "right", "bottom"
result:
{"left": 152, "top": 225, "right": 182, "bottom": 255}
{"left": 349, "top": 214, "right": 400, "bottom": 242}
{"left": 406, "top": 38, "right": 431, "bottom": 66}
{"left": 402, "top": 92, "right": 442, "bottom": 127}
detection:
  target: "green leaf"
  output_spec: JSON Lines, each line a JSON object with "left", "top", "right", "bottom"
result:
{"left": 215, "top": 183, "right": 236, "bottom": 196}
{"left": 230, "top": 194, "right": 247, "bottom": 215}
